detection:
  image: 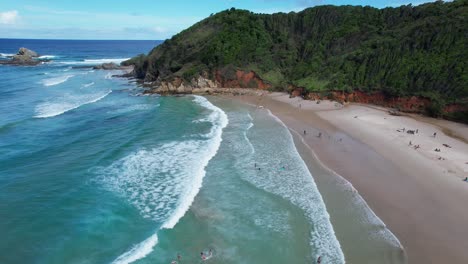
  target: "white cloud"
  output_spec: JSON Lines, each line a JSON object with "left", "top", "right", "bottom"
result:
{"left": 0, "top": 10, "right": 19, "bottom": 25}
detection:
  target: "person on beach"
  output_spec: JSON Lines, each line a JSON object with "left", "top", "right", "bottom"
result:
{"left": 409, "top": 141, "right": 412, "bottom": 146}
{"left": 318, "top": 132, "right": 322, "bottom": 138}
{"left": 416, "top": 129, "right": 419, "bottom": 134}
{"left": 304, "top": 130, "right": 306, "bottom": 135}
{"left": 433, "top": 132, "right": 437, "bottom": 138}
{"left": 464, "top": 177, "right": 468, "bottom": 182}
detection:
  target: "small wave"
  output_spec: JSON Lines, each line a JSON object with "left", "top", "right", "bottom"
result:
{"left": 38, "top": 55, "right": 57, "bottom": 59}
{"left": 240, "top": 109, "right": 345, "bottom": 263}
{"left": 112, "top": 233, "right": 158, "bottom": 264}
{"left": 105, "top": 73, "right": 113, "bottom": 79}
{"left": 101, "top": 96, "right": 228, "bottom": 263}
{"left": 0, "top": 53, "right": 15, "bottom": 58}
{"left": 109, "top": 104, "right": 157, "bottom": 115}
{"left": 82, "top": 82, "right": 95, "bottom": 88}
{"left": 42, "top": 75, "right": 75, "bottom": 87}
{"left": 58, "top": 58, "right": 130, "bottom": 65}
{"left": 34, "top": 90, "right": 112, "bottom": 118}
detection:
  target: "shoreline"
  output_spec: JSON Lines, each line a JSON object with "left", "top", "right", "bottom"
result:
{"left": 226, "top": 91, "right": 468, "bottom": 264}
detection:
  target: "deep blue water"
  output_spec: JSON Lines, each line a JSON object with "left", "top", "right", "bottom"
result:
{"left": 0, "top": 39, "right": 160, "bottom": 61}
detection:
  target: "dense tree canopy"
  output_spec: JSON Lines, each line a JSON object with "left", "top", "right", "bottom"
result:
{"left": 125, "top": 0, "right": 467, "bottom": 115}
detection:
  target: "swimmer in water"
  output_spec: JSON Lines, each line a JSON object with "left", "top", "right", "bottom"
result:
{"left": 201, "top": 252, "right": 206, "bottom": 260}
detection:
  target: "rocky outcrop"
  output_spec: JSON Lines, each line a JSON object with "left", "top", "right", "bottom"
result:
{"left": 92, "top": 62, "right": 134, "bottom": 70}
{"left": 0, "top": 47, "right": 44, "bottom": 66}
{"left": 17, "top": 47, "right": 38, "bottom": 57}
{"left": 141, "top": 68, "right": 270, "bottom": 95}
{"left": 144, "top": 75, "right": 219, "bottom": 94}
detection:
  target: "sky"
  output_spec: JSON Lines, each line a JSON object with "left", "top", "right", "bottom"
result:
{"left": 0, "top": 0, "right": 436, "bottom": 40}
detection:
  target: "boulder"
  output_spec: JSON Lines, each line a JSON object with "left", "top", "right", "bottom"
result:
{"left": 17, "top": 47, "right": 39, "bottom": 57}
{"left": 0, "top": 47, "right": 42, "bottom": 66}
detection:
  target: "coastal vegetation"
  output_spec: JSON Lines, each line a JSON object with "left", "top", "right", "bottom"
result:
{"left": 124, "top": 0, "right": 468, "bottom": 122}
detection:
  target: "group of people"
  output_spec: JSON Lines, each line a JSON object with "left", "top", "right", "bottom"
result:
{"left": 171, "top": 249, "right": 213, "bottom": 263}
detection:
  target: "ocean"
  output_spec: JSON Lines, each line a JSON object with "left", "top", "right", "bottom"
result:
{"left": 0, "top": 39, "right": 406, "bottom": 264}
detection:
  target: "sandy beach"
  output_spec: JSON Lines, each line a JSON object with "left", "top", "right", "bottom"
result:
{"left": 231, "top": 92, "right": 468, "bottom": 264}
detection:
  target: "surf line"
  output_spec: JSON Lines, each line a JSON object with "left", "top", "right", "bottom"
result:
{"left": 111, "top": 96, "right": 228, "bottom": 264}
{"left": 265, "top": 109, "right": 346, "bottom": 263}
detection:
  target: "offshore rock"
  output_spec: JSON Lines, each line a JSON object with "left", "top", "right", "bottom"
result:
{"left": 0, "top": 47, "right": 43, "bottom": 66}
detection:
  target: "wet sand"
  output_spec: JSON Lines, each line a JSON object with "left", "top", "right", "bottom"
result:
{"left": 230, "top": 92, "right": 468, "bottom": 264}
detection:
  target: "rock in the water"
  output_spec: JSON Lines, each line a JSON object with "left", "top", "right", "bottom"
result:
{"left": 92, "top": 63, "right": 135, "bottom": 74}
{"left": 0, "top": 47, "right": 43, "bottom": 66}
{"left": 93, "top": 62, "right": 120, "bottom": 70}
{"left": 17, "top": 47, "right": 39, "bottom": 57}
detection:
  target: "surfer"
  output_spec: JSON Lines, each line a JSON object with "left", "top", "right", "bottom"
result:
{"left": 317, "top": 256, "right": 322, "bottom": 263}
{"left": 200, "top": 249, "right": 213, "bottom": 261}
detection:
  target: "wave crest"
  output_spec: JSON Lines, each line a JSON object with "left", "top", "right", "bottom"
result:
{"left": 101, "top": 96, "right": 228, "bottom": 263}
{"left": 34, "top": 90, "right": 112, "bottom": 118}
{"left": 42, "top": 75, "right": 74, "bottom": 87}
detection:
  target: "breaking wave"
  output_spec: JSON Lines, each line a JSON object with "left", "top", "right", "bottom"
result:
{"left": 58, "top": 58, "right": 130, "bottom": 65}
{"left": 34, "top": 90, "right": 112, "bottom": 118}
{"left": 100, "top": 96, "right": 228, "bottom": 263}
{"left": 82, "top": 82, "right": 95, "bottom": 88}
{"left": 42, "top": 75, "right": 75, "bottom": 87}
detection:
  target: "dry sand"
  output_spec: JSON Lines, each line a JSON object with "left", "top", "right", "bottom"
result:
{"left": 231, "top": 91, "right": 468, "bottom": 264}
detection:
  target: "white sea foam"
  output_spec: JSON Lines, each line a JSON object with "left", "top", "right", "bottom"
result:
{"left": 0, "top": 53, "right": 15, "bottom": 58}
{"left": 82, "top": 82, "right": 95, "bottom": 88}
{"left": 34, "top": 90, "right": 112, "bottom": 118}
{"left": 240, "top": 109, "right": 345, "bottom": 263}
{"left": 101, "top": 95, "right": 228, "bottom": 263}
{"left": 112, "top": 233, "right": 159, "bottom": 264}
{"left": 59, "top": 58, "right": 130, "bottom": 65}
{"left": 41, "top": 75, "right": 75, "bottom": 87}
{"left": 291, "top": 128, "right": 404, "bottom": 250}
{"left": 38, "top": 55, "right": 57, "bottom": 59}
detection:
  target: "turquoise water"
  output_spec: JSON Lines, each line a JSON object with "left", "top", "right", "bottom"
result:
{"left": 1, "top": 40, "right": 407, "bottom": 264}
{"left": 0, "top": 40, "right": 344, "bottom": 264}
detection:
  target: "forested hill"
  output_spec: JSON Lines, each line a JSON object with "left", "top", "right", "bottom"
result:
{"left": 124, "top": 0, "right": 468, "bottom": 121}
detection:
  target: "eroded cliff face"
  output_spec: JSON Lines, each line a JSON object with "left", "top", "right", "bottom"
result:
{"left": 143, "top": 70, "right": 270, "bottom": 94}
{"left": 215, "top": 70, "right": 270, "bottom": 89}
{"left": 290, "top": 87, "right": 468, "bottom": 114}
